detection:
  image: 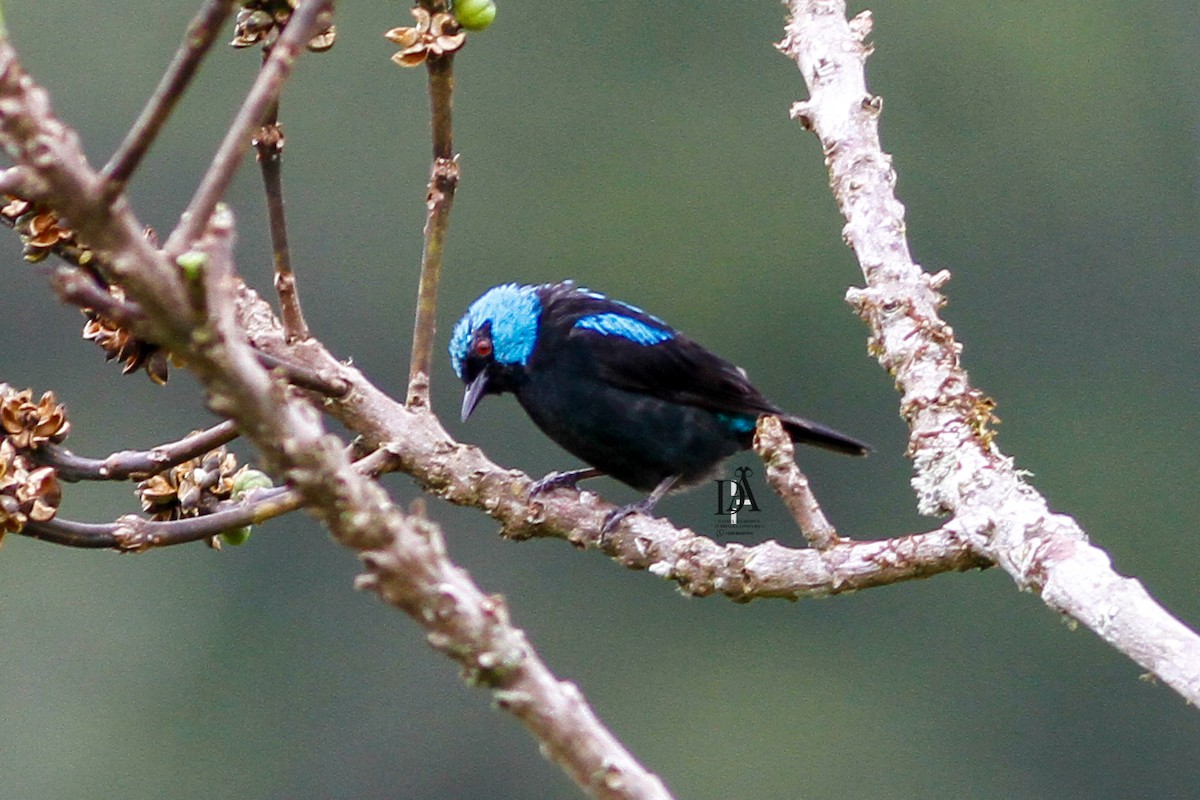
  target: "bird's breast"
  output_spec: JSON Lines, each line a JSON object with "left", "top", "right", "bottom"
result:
{"left": 514, "top": 363, "right": 744, "bottom": 492}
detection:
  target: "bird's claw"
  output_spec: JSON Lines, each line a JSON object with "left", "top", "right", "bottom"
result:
{"left": 600, "top": 500, "right": 652, "bottom": 535}
{"left": 600, "top": 507, "right": 632, "bottom": 535}
{"left": 530, "top": 470, "right": 582, "bottom": 497}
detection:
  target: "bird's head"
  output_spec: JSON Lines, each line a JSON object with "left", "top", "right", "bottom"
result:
{"left": 449, "top": 284, "right": 541, "bottom": 421}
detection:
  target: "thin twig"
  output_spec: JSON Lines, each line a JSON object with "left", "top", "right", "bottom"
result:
{"left": 254, "top": 93, "right": 310, "bottom": 341}
{"left": 0, "top": 164, "right": 42, "bottom": 198}
{"left": 51, "top": 265, "right": 344, "bottom": 396}
{"left": 406, "top": 50, "right": 459, "bottom": 405}
{"left": 254, "top": 350, "right": 349, "bottom": 396}
{"left": 49, "top": 266, "right": 143, "bottom": 321}
{"left": 163, "top": 0, "right": 334, "bottom": 259}
{"left": 753, "top": 415, "right": 841, "bottom": 549}
{"left": 101, "top": 0, "right": 239, "bottom": 198}
{"left": 36, "top": 419, "right": 240, "bottom": 482}
{"left": 22, "top": 486, "right": 301, "bottom": 551}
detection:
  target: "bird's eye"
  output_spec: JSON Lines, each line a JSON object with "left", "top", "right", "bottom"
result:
{"left": 474, "top": 338, "right": 493, "bottom": 358}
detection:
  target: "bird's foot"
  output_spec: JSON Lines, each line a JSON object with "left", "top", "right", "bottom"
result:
{"left": 529, "top": 467, "right": 604, "bottom": 497}
{"left": 604, "top": 496, "right": 662, "bottom": 534}
{"left": 598, "top": 475, "right": 679, "bottom": 535}
{"left": 600, "top": 502, "right": 646, "bottom": 534}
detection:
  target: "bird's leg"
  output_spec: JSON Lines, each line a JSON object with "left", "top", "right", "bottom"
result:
{"left": 529, "top": 467, "right": 605, "bottom": 496}
{"left": 600, "top": 475, "right": 679, "bottom": 534}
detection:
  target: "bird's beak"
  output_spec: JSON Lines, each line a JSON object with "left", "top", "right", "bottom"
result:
{"left": 461, "top": 369, "right": 491, "bottom": 422}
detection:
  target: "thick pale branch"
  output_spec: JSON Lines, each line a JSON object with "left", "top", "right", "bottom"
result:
{"left": 183, "top": 207, "right": 676, "bottom": 800}
{"left": 0, "top": 34, "right": 674, "bottom": 799}
{"left": 235, "top": 295, "right": 989, "bottom": 600}
{"left": 780, "top": 0, "right": 1200, "bottom": 703}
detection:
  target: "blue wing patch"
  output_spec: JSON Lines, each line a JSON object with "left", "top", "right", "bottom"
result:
{"left": 714, "top": 412, "right": 758, "bottom": 433}
{"left": 574, "top": 312, "right": 674, "bottom": 345}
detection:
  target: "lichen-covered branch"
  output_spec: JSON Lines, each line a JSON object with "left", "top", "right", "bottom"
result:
{"left": 168, "top": 198, "right": 677, "bottom": 800}
{"left": 754, "top": 415, "right": 844, "bottom": 550}
{"left": 235, "top": 291, "right": 990, "bottom": 600}
{"left": 779, "top": 0, "right": 1200, "bottom": 704}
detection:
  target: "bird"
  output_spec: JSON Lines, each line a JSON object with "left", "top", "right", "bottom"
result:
{"left": 449, "top": 281, "right": 868, "bottom": 532}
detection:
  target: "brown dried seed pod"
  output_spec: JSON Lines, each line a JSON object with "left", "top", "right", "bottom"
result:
{"left": 0, "top": 387, "right": 71, "bottom": 450}
{"left": 136, "top": 446, "right": 241, "bottom": 522}
{"left": 0, "top": 439, "right": 62, "bottom": 537}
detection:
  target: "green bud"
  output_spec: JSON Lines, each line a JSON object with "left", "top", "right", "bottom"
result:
{"left": 454, "top": 0, "right": 495, "bottom": 31}
{"left": 232, "top": 468, "right": 273, "bottom": 500}
{"left": 176, "top": 250, "right": 208, "bottom": 280}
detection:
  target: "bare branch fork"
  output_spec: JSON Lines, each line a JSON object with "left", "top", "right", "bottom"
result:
{"left": 101, "top": 0, "right": 239, "bottom": 198}
{"left": 4, "top": 1, "right": 974, "bottom": 602}
{"left": 780, "top": 0, "right": 1200, "bottom": 702}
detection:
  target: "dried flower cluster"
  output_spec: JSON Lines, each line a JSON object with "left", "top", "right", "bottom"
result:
{"left": 137, "top": 446, "right": 243, "bottom": 522}
{"left": 82, "top": 285, "right": 173, "bottom": 385}
{"left": 0, "top": 384, "right": 68, "bottom": 538}
{"left": 0, "top": 384, "right": 71, "bottom": 450}
{"left": 386, "top": 7, "right": 466, "bottom": 67}
{"left": 231, "top": 0, "right": 336, "bottom": 52}
{"left": 0, "top": 439, "right": 61, "bottom": 538}
{"left": 1, "top": 197, "right": 93, "bottom": 266}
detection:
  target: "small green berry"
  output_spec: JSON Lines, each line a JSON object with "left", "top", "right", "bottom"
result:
{"left": 220, "top": 526, "right": 252, "bottom": 547}
{"left": 453, "top": 0, "right": 495, "bottom": 31}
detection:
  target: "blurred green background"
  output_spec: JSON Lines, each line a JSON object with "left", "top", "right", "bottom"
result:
{"left": 2, "top": 1, "right": 1198, "bottom": 798}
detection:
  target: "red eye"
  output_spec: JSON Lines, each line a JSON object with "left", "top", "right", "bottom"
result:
{"left": 474, "top": 338, "right": 493, "bottom": 357}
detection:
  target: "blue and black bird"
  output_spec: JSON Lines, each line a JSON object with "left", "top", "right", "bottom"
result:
{"left": 449, "top": 282, "right": 868, "bottom": 530}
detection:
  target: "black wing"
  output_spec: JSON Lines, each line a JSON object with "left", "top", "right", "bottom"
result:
{"left": 538, "top": 283, "right": 868, "bottom": 455}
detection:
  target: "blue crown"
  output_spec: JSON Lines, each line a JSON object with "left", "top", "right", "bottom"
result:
{"left": 449, "top": 284, "right": 542, "bottom": 377}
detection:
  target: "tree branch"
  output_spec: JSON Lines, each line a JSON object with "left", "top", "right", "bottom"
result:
{"left": 22, "top": 485, "right": 300, "bottom": 551}
{"left": 36, "top": 420, "right": 239, "bottom": 482}
{"left": 779, "top": 0, "right": 1200, "bottom": 704}
{"left": 254, "top": 94, "right": 310, "bottom": 342}
{"left": 182, "top": 202, "right": 676, "bottom": 800}
{"left": 238, "top": 303, "right": 990, "bottom": 600}
{"left": 407, "top": 50, "right": 459, "bottom": 405}
{"left": 754, "top": 415, "right": 843, "bottom": 549}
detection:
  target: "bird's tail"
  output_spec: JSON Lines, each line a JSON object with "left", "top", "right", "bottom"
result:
{"left": 781, "top": 414, "right": 870, "bottom": 457}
